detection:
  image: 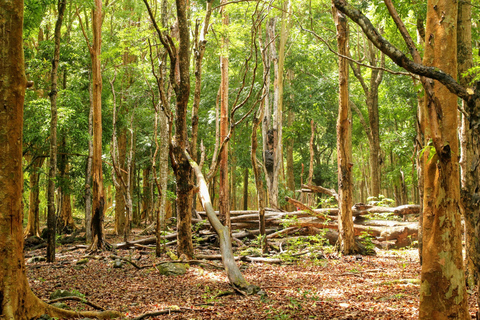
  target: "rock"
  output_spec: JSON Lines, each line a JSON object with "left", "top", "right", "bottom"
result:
{"left": 73, "top": 265, "right": 86, "bottom": 271}
{"left": 76, "top": 258, "right": 89, "bottom": 265}
{"left": 27, "top": 256, "right": 46, "bottom": 263}
{"left": 157, "top": 262, "right": 187, "bottom": 276}
{"left": 113, "top": 259, "right": 123, "bottom": 268}
{"left": 50, "top": 289, "right": 83, "bottom": 300}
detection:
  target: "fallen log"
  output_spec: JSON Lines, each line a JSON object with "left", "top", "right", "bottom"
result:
{"left": 111, "top": 233, "right": 177, "bottom": 250}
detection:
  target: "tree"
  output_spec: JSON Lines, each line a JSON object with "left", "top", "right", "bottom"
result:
{"left": 332, "top": 0, "right": 470, "bottom": 317}
{"left": 349, "top": 37, "right": 384, "bottom": 199}
{"left": 79, "top": 0, "right": 107, "bottom": 250}
{"left": 0, "top": 1, "right": 120, "bottom": 318}
{"left": 46, "top": 0, "right": 66, "bottom": 263}
{"left": 219, "top": 0, "right": 230, "bottom": 228}
{"left": 332, "top": 3, "right": 356, "bottom": 255}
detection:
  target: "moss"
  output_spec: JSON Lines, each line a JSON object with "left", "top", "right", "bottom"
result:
{"left": 420, "top": 279, "right": 431, "bottom": 301}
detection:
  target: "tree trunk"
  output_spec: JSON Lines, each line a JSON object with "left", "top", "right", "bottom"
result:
{"left": 307, "top": 120, "right": 315, "bottom": 207}
{"left": 58, "top": 149, "right": 75, "bottom": 234}
{"left": 114, "top": 114, "right": 127, "bottom": 235}
{"left": 46, "top": 0, "right": 66, "bottom": 262}
{"left": 85, "top": 76, "right": 94, "bottom": 243}
{"left": 89, "top": 0, "right": 106, "bottom": 251}
{"left": 0, "top": 2, "right": 121, "bottom": 318}
{"left": 172, "top": 0, "right": 194, "bottom": 259}
{"left": 24, "top": 157, "right": 45, "bottom": 238}
{"left": 185, "top": 151, "right": 261, "bottom": 295}
{"left": 333, "top": 4, "right": 357, "bottom": 255}
{"left": 349, "top": 38, "right": 384, "bottom": 198}
{"left": 457, "top": 0, "right": 480, "bottom": 308}
{"left": 252, "top": 105, "right": 268, "bottom": 253}
{"left": 419, "top": 1, "right": 469, "bottom": 318}
{"left": 243, "top": 167, "right": 249, "bottom": 210}
{"left": 142, "top": 166, "right": 152, "bottom": 223}
{"left": 219, "top": 0, "right": 230, "bottom": 228}
{"left": 286, "top": 107, "right": 295, "bottom": 212}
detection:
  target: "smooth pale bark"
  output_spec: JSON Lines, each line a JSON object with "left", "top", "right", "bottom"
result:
{"left": 185, "top": 151, "right": 261, "bottom": 295}
{"left": 333, "top": 4, "right": 357, "bottom": 255}
{"left": 262, "top": 2, "right": 289, "bottom": 208}
{"left": 24, "top": 157, "right": 45, "bottom": 238}
{"left": 219, "top": 0, "right": 230, "bottom": 228}
{"left": 286, "top": 108, "right": 295, "bottom": 212}
{"left": 251, "top": 106, "right": 268, "bottom": 253}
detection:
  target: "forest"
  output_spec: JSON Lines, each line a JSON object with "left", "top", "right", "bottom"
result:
{"left": 1, "top": 0, "right": 480, "bottom": 319}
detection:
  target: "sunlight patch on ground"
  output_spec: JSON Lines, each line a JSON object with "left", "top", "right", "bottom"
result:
{"left": 317, "top": 287, "right": 345, "bottom": 300}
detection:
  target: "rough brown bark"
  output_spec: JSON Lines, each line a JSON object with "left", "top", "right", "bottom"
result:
{"left": 333, "top": 4, "right": 357, "bottom": 255}
{"left": 46, "top": 0, "right": 66, "bottom": 262}
{"left": 243, "top": 167, "right": 249, "bottom": 210}
{"left": 24, "top": 157, "right": 45, "bottom": 238}
{"left": 89, "top": 0, "right": 106, "bottom": 251}
{"left": 172, "top": 0, "right": 194, "bottom": 259}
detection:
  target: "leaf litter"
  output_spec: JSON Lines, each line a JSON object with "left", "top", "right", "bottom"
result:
{"left": 26, "top": 233, "right": 478, "bottom": 319}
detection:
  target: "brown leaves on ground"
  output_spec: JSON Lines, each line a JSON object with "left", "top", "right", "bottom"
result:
{"left": 26, "top": 236, "right": 476, "bottom": 319}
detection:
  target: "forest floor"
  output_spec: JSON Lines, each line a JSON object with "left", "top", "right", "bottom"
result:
{"left": 26, "top": 229, "right": 478, "bottom": 320}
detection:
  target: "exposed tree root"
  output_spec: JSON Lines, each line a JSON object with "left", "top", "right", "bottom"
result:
{"left": 47, "top": 295, "right": 105, "bottom": 311}
{"left": 2, "top": 290, "right": 123, "bottom": 320}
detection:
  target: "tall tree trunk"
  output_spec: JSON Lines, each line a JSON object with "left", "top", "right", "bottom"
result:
{"left": 89, "top": 0, "right": 106, "bottom": 251}
{"left": 142, "top": 166, "right": 152, "bottom": 222}
{"left": 58, "top": 141, "right": 75, "bottom": 234}
{"left": 286, "top": 108, "right": 295, "bottom": 211}
{"left": 172, "top": 0, "right": 194, "bottom": 259}
{"left": 46, "top": 0, "right": 66, "bottom": 262}
{"left": 114, "top": 119, "right": 127, "bottom": 235}
{"left": 85, "top": 76, "right": 94, "bottom": 243}
{"left": 243, "top": 167, "right": 249, "bottom": 210}
{"left": 24, "top": 157, "right": 45, "bottom": 238}
{"left": 457, "top": 0, "right": 480, "bottom": 309}
{"left": 419, "top": 1, "right": 468, "bottom": 318}
{"left": 219, "top": 0, "right": 230, "bottom": 228}
{"left": 307, "top": 120, "right": 315, "bottom": 207}
{"left": 349, "top": 40, "right": 384, "bottom": 198}
{"left": 252, "top": 106, "right": 267, "bottom": 253}
{"left": 333, "top": 4, "right": 356, "bottom": 255}
{"left": 0, "top": 2, "right": 121, "bottom": 318}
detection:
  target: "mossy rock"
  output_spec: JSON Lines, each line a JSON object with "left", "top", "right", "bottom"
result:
{"left": 157, "top": 262, "right": 188, "bottom": 276}
{"left": 50, "top": 289, "right": 84, "bottom": 300}
{"left": 76, "top": 258, "right": 89, "bottom": 265}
